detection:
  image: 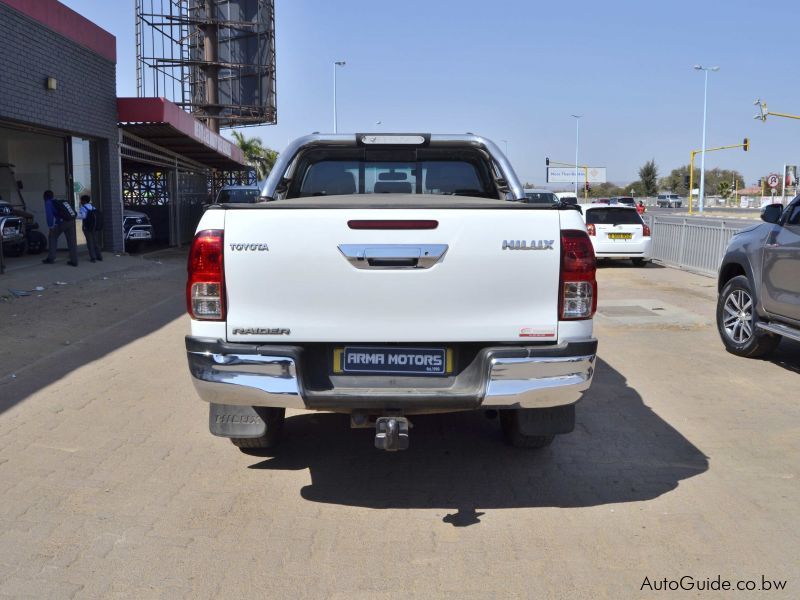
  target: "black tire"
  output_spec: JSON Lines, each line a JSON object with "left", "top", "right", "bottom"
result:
{"left": 631, "top": 257, "right": 647, "bottom": 267}
{"left": 717, "top": 275, "right": 780, "bottom": 358}
{"left": 26, "top": 231, "right": 47, "bottom": 255}
{"left": 500, "top": 410, "right": 555, "bottom": 449}
{"left": 230, "top": 407, "right": 285, "bottom": 450}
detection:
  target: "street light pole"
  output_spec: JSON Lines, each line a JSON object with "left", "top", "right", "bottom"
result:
{"left": 571, "top": 115, "right": 582, "bottom": 199}
{"left": 694, "top": 65, "right": 719, "bottom": 214}
{"left": 333, "top": 61, "right": 346, "bottom": 133}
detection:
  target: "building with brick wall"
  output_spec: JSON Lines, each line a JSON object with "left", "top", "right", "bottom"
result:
{"left": 0, "top": 0, "right": 247, "bottom": 256}
{"left": 0, "top": 0, "right": 122, "bottom": 251}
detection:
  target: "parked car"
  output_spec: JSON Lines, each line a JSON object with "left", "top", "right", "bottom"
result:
{"left": 0, "top": 201, "right": 26, "bottom": 257}
{"left": 594, "top": 197, "right": 611, "bottom": 204}
{"left": 186, "top": 133, "right": 598, "bottom": 452}
{"left": 581, "top": 203, "right": 651, "bottom": 266}
{"left": 556, "top": 197, "right": 578, "bottom": 206}
{"left": 657, "top": 193, "right": 683, "bottom": 208}
{"left": 214, "top": 185, "right": 260, "bottom": 204}
{"left": 613, "top": 196, "right": 636, "bottom": 208}
{"left": 123, "top": 209, "right": 154, "bottom": 252}
{"left": 522, "top": 188, "right": 558, "bottom": 205}
{"left": 716, "top": 198, "right": 800, "bottom": 357}
{"left": 0, "top": 200, "right": 47, "bottom": 256}
{"left": 555, "top": 192, "right": 579, "bottom": 206}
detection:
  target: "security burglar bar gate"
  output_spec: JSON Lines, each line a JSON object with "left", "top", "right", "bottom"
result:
{"left": 120, "top": 131, "right": 208, "bottom": 247}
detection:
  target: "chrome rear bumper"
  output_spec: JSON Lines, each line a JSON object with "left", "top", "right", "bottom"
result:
{"left": 186, "top": 337, "right": 597, "bottom": 412}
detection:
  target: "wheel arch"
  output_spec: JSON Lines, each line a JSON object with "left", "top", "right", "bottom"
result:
{"left": 718, "top": 261, "right": 748, "bottom": 292}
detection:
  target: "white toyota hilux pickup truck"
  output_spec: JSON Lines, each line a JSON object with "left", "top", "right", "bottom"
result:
{"left": 186, "top": 133, "right": 597, "bottom": 452}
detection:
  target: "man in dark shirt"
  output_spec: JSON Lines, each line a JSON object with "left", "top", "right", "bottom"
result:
{"left": 41, "top": 190, "right": 78, "bottom": 266}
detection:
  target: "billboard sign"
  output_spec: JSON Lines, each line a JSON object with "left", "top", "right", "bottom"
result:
{"left": 547, "top": 167, "right": 607, "bottom": 183}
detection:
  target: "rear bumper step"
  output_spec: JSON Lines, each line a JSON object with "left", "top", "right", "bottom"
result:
{"left": 186, "top": 337, "right": 597, "bottom": 412}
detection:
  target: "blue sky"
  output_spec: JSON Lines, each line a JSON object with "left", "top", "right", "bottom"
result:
{"left": 63, "top": 0, "right": 798, "bottom": 187}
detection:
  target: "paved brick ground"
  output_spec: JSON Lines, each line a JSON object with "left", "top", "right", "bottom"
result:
{"left": 0, "top": 257, "right": 797, "bottom": 598}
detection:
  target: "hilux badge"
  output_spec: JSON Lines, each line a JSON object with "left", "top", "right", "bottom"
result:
{"left": 502, "top": 240, "right": 555, "bottom": 250}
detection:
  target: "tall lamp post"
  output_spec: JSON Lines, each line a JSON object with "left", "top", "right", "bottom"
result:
{"left": 694, "top": 64, "right": 719, "bottom": 213}
{"left": 571, "top": 115, "right": 582, "bottom": 198}
{"left": 333, "top": 61, "right": 346, "bottom": 133}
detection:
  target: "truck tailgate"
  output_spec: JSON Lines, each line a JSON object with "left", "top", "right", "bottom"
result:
{"left": 223, "top": 208, "right": 561, "bottom": 342}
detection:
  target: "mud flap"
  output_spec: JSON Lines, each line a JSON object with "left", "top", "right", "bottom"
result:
{"left": 209, "top": 403, "right": 267, "bottom": 438}
{"left": 516, "top": 404, "right": 575, "bottom": 436}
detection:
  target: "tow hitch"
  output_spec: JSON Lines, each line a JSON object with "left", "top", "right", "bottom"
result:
{"left": 374, "top": 416, "right": 410, "bottom": 451}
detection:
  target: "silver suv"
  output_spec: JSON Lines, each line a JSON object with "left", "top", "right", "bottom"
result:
{"left": 716, "top": 196, "right": 800, "bottom": 357}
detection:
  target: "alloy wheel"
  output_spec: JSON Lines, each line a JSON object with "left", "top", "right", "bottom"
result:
{"left": 722, "top": 289, "right": 754, "bottom": 344}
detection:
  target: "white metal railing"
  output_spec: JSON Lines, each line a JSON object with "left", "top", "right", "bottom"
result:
{"left": 647, "top": 216, "right": 751, "bottom": 277}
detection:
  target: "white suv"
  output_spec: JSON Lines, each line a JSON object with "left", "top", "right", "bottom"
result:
{"left": 581, "top": 204, "right": 652, "bottom": 266}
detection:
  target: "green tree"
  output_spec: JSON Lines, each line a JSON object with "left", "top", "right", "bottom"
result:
{"left": 661, "top": 165, "right": 697, "bottom": 195}
{"left": 231, "top": 131, "right": 279, "bottom": 180}
{"left": 717, "top": 181, "right": 732, "bottom": 200}
{"left": 704, "top": 168, "right": 744, "bottom": 199}
{"left": 587, "top": 182, "right": 626, "bottom": 198}
{"left": 638, "top": 159, "right": 659, "bottom": 196}
{"left": 661, "top": 165, "right": 744, "bottom": 198}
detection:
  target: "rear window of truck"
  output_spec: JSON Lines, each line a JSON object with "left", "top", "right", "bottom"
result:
{"left": 287, "top": 149, "right": 498, "bottom": 199}
{"left": 586, "top": 207, "right": 643, "bottom": 225}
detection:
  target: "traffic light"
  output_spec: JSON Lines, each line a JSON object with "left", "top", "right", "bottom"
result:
{"left": 585, "top": 182, "right": 590, "bottom": 192}
{"left": 545, "top": 157, "right": 550, "bottom": 166}
{"left": 684, "top": 175, "right": 690, "bottom": 187}
{"left": 743, "top": 138, "right": 749, "bottom": 152}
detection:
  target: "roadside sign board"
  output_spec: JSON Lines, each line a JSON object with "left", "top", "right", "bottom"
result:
{"left": 766, "top": 173, "right": 780, "bottom": 188}
{"left": 546, "top": 167, "right": 607, "bottom": 183}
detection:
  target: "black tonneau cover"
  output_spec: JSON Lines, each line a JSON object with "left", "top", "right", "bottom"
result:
{"left": 213, "top": 194, "right": 562, "bottom": 210}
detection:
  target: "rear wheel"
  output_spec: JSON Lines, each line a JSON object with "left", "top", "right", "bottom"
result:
{"left": 500, "top": 410, "right": 556, "bottom": 449}
{"left": 716, "top": 275, "right": 780, "bottom": 358}
{"left": 26, "top": 230, "right": 47, "bottom": 254}
{"left": 631, "top": 257, "right": 647, "bottom": 267}
{"left": 230, "top": 407, "right": 285, "bottom": 450}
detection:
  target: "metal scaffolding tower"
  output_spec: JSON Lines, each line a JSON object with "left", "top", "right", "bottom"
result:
{"left": 135, "top": 0, "right": 277, "bottom": 132}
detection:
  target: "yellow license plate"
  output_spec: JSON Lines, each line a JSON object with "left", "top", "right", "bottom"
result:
{"left": 608, "top": 233, "right": 632, "bottom": 240}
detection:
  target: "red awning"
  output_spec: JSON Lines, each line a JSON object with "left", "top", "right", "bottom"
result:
{"left": 117, "top": 97, "right": 248, "bottom": 170}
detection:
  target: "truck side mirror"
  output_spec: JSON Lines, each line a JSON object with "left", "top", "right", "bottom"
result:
{"left": 761, "top": 203, "right": 783, "bottom": 224}
{"left": 16, "top": 181, "right": 23, "bottom": 190}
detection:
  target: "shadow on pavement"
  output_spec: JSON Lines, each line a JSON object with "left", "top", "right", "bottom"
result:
{"left": 248, "top": 359, "right": 709, "bottom": 519}
{"left": 597, "top": 259, "right": 664, "bottom": 270}
{"left": 768, "top": 338, "right": 800, "bottom": 374}
{"left": 0, "top": 275, "right": 186, "bottom": 417}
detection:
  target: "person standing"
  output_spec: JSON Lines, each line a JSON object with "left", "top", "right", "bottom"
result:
{"left": 42, "top": 190, "right": 78, "bottom": 266}
{"left": 78, "top": 194, "right": 102, "bottom": 262}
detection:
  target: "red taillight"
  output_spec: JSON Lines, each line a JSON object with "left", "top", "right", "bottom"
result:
{"left": 187, "top": 229, "right": 225, "bottom": 320}
{"left": 642, "top": 223, "right": 651, "bottom": 237}
{"left": 348, "top": 220, "right": 438, "bottom": 230}
{"left": 559, "top": 229, "right": 597, "bottom": 320}
{"left": 586, "top": 223, "right": 596, "bottom": 236}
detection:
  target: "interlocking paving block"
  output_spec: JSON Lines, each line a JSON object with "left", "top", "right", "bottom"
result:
{"left": 595, "top": 298, "right": 709, "bottom": 328}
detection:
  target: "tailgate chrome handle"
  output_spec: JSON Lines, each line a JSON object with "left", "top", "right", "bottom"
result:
{"left": 338, "top": 244, "right": 448, "bottom": 269}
